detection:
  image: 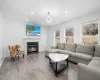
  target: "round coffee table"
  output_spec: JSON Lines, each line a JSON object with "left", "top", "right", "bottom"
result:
{"left": 49, "top": 53, "right": 69, "bottom": 77}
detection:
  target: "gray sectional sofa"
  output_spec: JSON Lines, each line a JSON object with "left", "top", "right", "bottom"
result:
{"left": 45, "top": 43, "right": 100, "bottom": 80}
{"left": 45, "top": 43, "right": 94, "bottom": 64}
{"left": 78, "top": 45, "right": 100, "bottom": 80}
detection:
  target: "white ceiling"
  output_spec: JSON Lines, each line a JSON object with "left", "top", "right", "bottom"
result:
{"left": 0, "top": 0, "right": 100, "bottom": 26}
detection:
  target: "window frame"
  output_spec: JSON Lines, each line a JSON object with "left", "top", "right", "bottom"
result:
{"left": 64, "top": 27, "right": 74, "bottom": 44}
{"left": 54, "top": 29, "right": 60, "bottom": 45}
{"left": 82, "top": 20, "right": 99, "bottom": 45}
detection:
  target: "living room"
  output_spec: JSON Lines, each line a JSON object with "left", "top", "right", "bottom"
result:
{"left": 0, "top": 0, "right": 100, "bottom": 80}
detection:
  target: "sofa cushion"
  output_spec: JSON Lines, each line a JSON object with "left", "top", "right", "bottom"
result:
{"left": 69, "top": 57, "right": 89, "bottom": 64}
{"left": 78, "top": 63, "right": 100, "bottom": 80}
{"left": 94, "top": 45, "right": 100, "bottom": 57}
{"left": 45, "top": 49, "right": 60, "bottom": 53}
{"left": 89, "top": 60, "right": 100, "bottom": 68}
{"left": 64, "top": 44, "right": 76, "bottom": 52}
{"left": 76, "top": 44, "right": 94, "bottom": 56}
{"left": 92, "top": 57, "right": 100, "bottom": 61}
{"left": 51, "top": 46, "right": 57, "bottom": 49}
{"left": 59, "top": 50, "right": 73, "bottom": 55}
{"left": 57, "top": 43, "right": 65, "bottom": 50}
{"left": 71, "top": 53, "right": 92, "bottom": 61}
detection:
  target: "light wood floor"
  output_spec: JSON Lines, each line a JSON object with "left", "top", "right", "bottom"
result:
{"left": 0, "top": 52, "right": 77, "bottom": 80}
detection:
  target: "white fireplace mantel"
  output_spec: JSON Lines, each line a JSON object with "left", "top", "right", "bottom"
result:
{"left": 23, "top": 37, "right": 40, "bottom": 54}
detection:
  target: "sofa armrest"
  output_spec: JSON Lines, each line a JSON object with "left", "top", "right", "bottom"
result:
{"left": 51, "top": 46, "right": 57, "bottom": 49}
{"left": 77, "top": 63, "right": 100, "bottom": 80}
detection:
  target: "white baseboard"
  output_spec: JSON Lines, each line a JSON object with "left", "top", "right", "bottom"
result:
{"left": 0, "top": 59, "right": 4, "bottom": 68}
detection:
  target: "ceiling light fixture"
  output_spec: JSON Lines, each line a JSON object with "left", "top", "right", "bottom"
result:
{"left": 42, "top": 23, "right": 44, "bottom": 24}
{"left": 31, "top": 12, "right": 34, "bottom": 14}
{"left": 26, "top": 19, "right": 28, "bottom": 22}
{"left": 65, "top": 11, "right": 67, "bottom": 14}
{"left": 45, "top": 12, "right": 52, "bottom": 23}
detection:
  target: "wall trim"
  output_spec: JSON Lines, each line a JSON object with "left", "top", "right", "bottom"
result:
{"left": 0, "top": 59, "right": 4, "bottom": 68}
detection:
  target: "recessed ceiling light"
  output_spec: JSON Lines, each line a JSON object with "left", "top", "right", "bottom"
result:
{"left": 42, "top": 23, "right": 44, "bottom": 24}
{"left": 31, "top": 12, "right": 34, "bottom": 14}
{"left": 26, "top": 19, "right": 28, "bottom": 22}
{"left": 65, "top": 11, "right": 67, "bottom": 14}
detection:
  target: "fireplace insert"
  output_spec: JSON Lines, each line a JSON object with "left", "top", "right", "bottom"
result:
{"left": 27, "top": 42, "right": 38, "bottom": 54}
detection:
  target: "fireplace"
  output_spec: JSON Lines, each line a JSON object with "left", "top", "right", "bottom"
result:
{"left": 27, "top": 42, "right": 38, "bottom": 54}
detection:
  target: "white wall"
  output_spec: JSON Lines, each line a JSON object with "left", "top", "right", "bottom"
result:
{"left": 4, "top": 20, "right": 48, "bottom": 57}
{"left": 0, "top": 12, "right": 4, "bottom": 65}
{"left": 48, "top": 12, "right": 100, "bottom": 48}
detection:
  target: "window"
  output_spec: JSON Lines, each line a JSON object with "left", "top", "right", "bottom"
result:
{"left": 82, "top": 20, "right": 98, "bottom": 45}
{"left": 55, "top": 30, "right": 60, "bottom": 45}
{"left": 65, "top": 28, "right": 74, "bottom": 44}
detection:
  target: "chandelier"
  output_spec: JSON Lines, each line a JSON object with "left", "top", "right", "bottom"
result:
{"left": 45, "top": 12, "right": 52, "bottom": 23}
